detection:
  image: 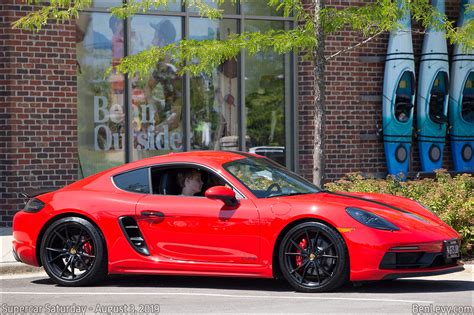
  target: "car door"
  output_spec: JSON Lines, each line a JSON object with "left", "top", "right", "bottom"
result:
{"left": 135, "top": 165, "right": 261, "bottom": 267}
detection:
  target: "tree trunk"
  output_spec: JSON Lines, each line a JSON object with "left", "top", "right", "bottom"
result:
{"left": 312, "top": 0, "right": 325, "bottom": 187}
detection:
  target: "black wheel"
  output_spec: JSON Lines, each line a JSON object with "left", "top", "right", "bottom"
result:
{"left": 40, "top": 217, "right": 107, "bottom": 286}
{"left": 279, "top": 222, "right": 349, "bottom": 293}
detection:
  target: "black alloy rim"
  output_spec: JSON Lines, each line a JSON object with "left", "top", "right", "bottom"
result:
{"left": 283, "top": 228, "right": 339, "bottom": 288}
{"left": 44, "top": 223, "right": 96, "bottom": 281}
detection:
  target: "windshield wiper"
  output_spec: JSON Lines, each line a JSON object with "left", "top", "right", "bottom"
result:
{"left": 266, "top": 192, "right": 309, "bottom": 198}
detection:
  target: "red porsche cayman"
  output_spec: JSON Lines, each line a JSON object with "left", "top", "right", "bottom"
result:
{"left": 13, "top": 151, "right": 463, "bottom": 292}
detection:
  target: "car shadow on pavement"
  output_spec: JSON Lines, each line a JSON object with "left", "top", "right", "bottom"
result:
{"left": 32, "top": 275, "right": 294, "bottom": 292}
{"left": 345, "top": 279, "right": 474, "bottom": 293}
{"left": 31, "top": 276, "right": 473, "bottom": 293}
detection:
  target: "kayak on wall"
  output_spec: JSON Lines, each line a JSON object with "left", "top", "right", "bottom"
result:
{"left": 416, "top": 0, "right": 449, "bottom": 172}
{"left": 383, "top": 0, "right": 416, "bottom": 178}
{"left": 449, "top": 0, "right": 474, "bottom": 172}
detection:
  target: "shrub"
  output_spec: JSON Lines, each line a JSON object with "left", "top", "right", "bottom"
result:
{"left": 324, "top": 170, "right": 474, "bottom": 258}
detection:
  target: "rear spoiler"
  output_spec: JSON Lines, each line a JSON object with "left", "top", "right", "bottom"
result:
{"left": 18, "top": 188, "right": 57, "bottom": 200}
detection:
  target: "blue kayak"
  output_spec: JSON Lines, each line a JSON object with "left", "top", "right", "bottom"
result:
{"left": 449, "top": 0, "right": 474, "bottom": 172}
{"left": 383, "top": 0, "right": 416, "bottom": 178}
{"left": 416, "top": 0, "right": 449, "bottom": 172}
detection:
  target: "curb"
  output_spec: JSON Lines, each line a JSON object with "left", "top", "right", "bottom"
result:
{"left": 463, "top": 263, "right": 473, "bottom": 274}
{"left": 0, "top": 262, "right": 43, "bottom": 275}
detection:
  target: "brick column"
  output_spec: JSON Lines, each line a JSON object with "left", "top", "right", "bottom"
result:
{"left": 0, "top": 1, "right": 78, "bottom": 226}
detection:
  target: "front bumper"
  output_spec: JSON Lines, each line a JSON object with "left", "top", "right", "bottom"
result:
{"left": 343, "top": 223, "right": 463, "bottom": 281}
{"left": 382, "top": 264, "right": 465, "bottom": 280}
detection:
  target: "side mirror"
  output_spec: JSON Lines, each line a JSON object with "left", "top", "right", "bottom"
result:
{"left": 205, "top": 186, "right": 239, "bottom": 208}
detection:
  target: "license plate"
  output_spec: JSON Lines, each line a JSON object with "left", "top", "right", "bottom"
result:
{"left": 444, "top": 240, "right": 460, "bottom": 259}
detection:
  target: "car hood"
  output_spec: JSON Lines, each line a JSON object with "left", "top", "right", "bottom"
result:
{"left": 280, "top": 191, "right": 454, "bottom": 233}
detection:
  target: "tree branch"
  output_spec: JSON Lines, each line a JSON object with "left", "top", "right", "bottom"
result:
{"left": 325, "top": 29, "right": 384, "bottom": 61}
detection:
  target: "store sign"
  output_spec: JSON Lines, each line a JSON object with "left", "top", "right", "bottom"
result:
{"left": 93, "top": 96, "right": 182, "bottom": 151}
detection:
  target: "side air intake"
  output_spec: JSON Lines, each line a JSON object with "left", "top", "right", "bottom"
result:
{"left": 118, "top": 216, "right": 150, "bottom": 256}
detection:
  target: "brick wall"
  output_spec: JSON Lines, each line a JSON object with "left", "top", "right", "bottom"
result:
{"left": 0, "top": 0, "right": 78, "bottom": 227}
{"left": 297, "top": 0, "right": 461, "bottom": 183}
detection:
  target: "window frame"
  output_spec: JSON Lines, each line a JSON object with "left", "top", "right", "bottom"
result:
{"left": 148, "top": 162, "right": 247, "bottom": 199}
{"left": 111, "top": 167, "right": 152, "bottom": 195}
{"left": 111, "top": 162, "right": 248, "bottom": 199}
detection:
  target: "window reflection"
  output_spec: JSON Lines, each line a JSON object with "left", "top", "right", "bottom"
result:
{"left": 91, "top": 0, "right": 121, "bottom": 8}
{"left": 77, "top": 13, "right": 126, "bottom": 177}
{"left": 92, "top": 0, "right": 181, "bottom": 11}
{"left": 245, "top": 20, "right": 286, "bottom": 166}
{"left": 130, "top": 16, "right": 183, "bottom": 160}
{"left": 189, "top": 19, "right": 239, "bottom": 151}
{"left": 242, "top": 0, "right": 284, "bottom": 16}
{"left": 187, "top": 0, "right": 236, "bottom": 14}
{"left": 149, "top": 0, "right": 182, "bottom": 12}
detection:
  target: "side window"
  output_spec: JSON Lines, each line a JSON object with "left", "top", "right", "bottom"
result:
{"left": 150, "top": 166, "right": 228, "bottom": 197}
{"left": 113, "top": 168, "right": 150, "bottom": 194}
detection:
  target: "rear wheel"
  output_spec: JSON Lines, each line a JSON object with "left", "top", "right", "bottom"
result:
{"left": 279, "top": 222, "right": 349, "bottom": 292}
{"left": 40, "top": 217, "right": 107, "bottom": 286}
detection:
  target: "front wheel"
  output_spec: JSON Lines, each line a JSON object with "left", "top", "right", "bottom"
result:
{"left": 279, "top": 222, "right": 349, "bottom": 292}
{"left": 40, "top": 217, "right": 107, "bottom": 286}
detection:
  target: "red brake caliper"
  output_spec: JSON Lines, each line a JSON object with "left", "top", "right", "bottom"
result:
{"left": 82, "top": 240, "right": 93, "bottom": 258}
{"left": 295, "top": 238, "right": 308, "bottom": 267}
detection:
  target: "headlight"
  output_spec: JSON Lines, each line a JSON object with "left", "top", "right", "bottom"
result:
{"left": 346, "top": 207, "right": 399, "bottom": 231}
{"left": 23, "top": 198, "right": 45, "bottom": 213}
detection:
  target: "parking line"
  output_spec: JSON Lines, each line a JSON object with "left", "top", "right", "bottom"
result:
{"left": 0, "top": 291, "right": 433, "bottom": 304}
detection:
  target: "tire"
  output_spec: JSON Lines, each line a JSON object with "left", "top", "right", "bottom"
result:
{"left": 278, "top": 222, "right": 349, "bottom": 293}
{"left": 40, "top": 217, "right": 108, "bottom": 286}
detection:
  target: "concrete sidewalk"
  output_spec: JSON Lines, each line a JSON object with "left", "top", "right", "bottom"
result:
{"left": 1, "top": 227, "right": 472, "bottom": 276}
{"left": 1, "top": 227, "right": 43, "bottom": 274}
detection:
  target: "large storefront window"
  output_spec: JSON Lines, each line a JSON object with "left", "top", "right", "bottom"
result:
{"left": 245, "top": 20, "right": 287, "bottom": 166}
{"left": 77, "top": 13, "right": 126, "bottom": 177}
{"left": 130, "top": 16, "right": 183, "bottom": 160}
{"left": 77, "top": 3, "right": 294, "bottom": 177}
{"left": 189, "top": 19, "right": 238, "bottom": 151}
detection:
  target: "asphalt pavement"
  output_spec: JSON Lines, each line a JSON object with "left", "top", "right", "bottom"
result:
{"left": 1, "top": 227, "right": 473, "bottom": 314}
{"left": 1, "top": 270, "right": 473, "bottom": 314}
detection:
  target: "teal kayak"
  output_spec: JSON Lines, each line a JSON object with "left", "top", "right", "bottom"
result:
{"left": 383, "top": 0, "right": 415, "bottom": 178}
{"left": 449, "top": 0, "right": 474, "bottom": 171}
{"left": 416, "top": 0, "right": 449, "bottom": 172}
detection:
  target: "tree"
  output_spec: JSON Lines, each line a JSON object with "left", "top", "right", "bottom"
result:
{"left": 13, "top": 0, "right": 474, "bottom": 186}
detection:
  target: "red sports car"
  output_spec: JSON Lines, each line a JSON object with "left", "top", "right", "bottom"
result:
{"left": 12, "top": 151, "right": 463, "bottom": 292}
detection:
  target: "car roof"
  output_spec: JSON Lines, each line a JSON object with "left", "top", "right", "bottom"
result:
{"left": 108, "top": 150, "right": 266, "bottom": 177}
{"left": 127, "top": 150, "right": 257, "bottom": 169}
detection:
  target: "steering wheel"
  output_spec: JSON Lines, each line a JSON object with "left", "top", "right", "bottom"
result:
{"left": 265, "top": 183, "right": 282, "bottom": 196}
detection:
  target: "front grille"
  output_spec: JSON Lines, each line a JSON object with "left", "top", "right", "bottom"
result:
{"left": 379, "top": 252, "right": 457, "bottom": 269}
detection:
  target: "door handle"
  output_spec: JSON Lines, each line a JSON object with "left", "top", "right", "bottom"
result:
{"left": 141, "top": 211, "right": 165, "bottom": 218}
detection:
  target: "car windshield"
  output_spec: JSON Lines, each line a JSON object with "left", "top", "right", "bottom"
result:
{"left": 223, "top": 157, "right": 320, "bottom": 198}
